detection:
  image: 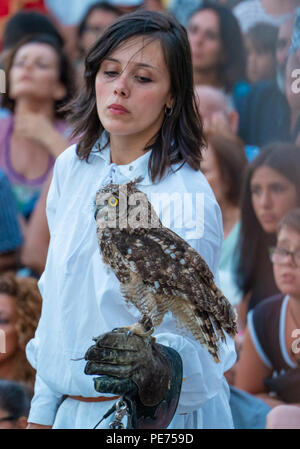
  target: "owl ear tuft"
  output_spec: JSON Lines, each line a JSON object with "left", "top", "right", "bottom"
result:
{"left": 126, "top": 176, "right": 144, "bottom": 189}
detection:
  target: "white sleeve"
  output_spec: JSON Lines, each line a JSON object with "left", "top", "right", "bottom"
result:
{"left": 27, "top": 375, "right": 64, "bottom": 426}
{"left": 26, "top": 155, "right": 65, "bottom": 426}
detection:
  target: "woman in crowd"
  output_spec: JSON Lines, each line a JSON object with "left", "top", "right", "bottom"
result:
{"left": 0, "top": 379, "right": 31, "bottom": 429}
{"left": 236, "top": 142, "right": 300, "bottom": 327}
{"left": 187, "top": 1, "right": 247, "bottom": 97}
{"left": 75, "top": 2, "right": 122, "bottom": 87}
{"left": 0, "top": 34, "right": 74, "bottom": 220}
{"left": 245, "top": 22, "right": 278, "bottom": 85}
{"left": 235, "top": 208, "right": 300, "bottom": 410}
{"left": 25, "top": 10, "right": 236, "bottom": 429}
{"left": 201, "top": 129, "right": 248, "bottom": 306}
{"left": 0, "top": 272, "right": 41, "bottom": 388}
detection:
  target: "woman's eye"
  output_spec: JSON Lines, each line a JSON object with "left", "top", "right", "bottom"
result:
{"left": 104, "top": 71, "right": 118, "bottom": 77}
{"left": 136, "top": 76, "right": 152, "bottom": 83}
{"left": 271, "top": 184, "right": 285, "bottom": 193}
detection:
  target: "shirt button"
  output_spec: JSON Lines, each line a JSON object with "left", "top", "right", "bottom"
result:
{"left": 129, "top": 166, "right": 133, "bottom": 171}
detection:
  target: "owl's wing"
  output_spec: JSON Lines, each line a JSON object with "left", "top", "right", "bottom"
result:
{"left": 112, "top": 227, "right": 237, "bottom": 342}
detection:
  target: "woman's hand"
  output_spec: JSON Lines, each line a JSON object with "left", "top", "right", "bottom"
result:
{"left": 14, "top": 112, "right": 68, "bottom": 158}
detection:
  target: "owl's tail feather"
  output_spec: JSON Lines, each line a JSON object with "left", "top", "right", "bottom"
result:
{"left": 169, "top": 297, "right": 220, "bottom": 363}
{"left": 210, "top": 283, "right": 238, "bottom": 339}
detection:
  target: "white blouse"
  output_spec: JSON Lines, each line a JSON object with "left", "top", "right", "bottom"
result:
{"left": 26, "top": 140, "right": 236, "bottom": 429}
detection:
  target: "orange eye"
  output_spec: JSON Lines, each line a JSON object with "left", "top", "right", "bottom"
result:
{"left": 108, "top": 196, "right": 118, "bottom": 207}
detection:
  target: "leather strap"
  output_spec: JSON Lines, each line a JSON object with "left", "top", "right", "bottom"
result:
{"left": 68, "top": 395, "right": 120, "bottom": 403}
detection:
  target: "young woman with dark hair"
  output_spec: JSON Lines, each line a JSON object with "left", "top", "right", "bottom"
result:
{"left": 0, "top": 34, "right": 75, "bottom": 220}
{"left": 236, "top": 142, "right": 300, "bottom": 327}
{"left": 187, "top": 1, "right": 247, "bottom": 94}
{"left": 25, "top": 10, "right": 236, "bottom": 429}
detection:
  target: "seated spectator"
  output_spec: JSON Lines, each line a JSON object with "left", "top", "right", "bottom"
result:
{"left": 0, "top": 272, "right": 41, "bottom": 388}
{"left": 233, "top": 0, "right": 299, "bottom": 33}
{"left": 276, "top": 16, "right": 295, "bottom": 93}
{"left": 201, "top": 129, "right": 248, "bottom": 306}
{"left": 195, "top": 84, "right": 259, "bottom": 161}
{"left": 266, "top": 405, "right": 300, "bottom": 429}
{"left": 235, "top": 208, "right": 300, "bottom": 409}
{"left": 245, "top": 23, "right": 278, "bottom": 84}
{"left": 187, "top": 2, "right": 247, "bottom": 96}
{"left": 0, "top": 169, "right": 23, "bottom": 273}
{"left": 0, "top": 34, "right": 75, "bottom": 220}
{"left": 0, "top": 379, "right": 31, "bottom": 429}
{"left": 75, "top": 2, "right": 122, "bottom": 87}
{"left": 236, "top": 143, "right": 300, "bottom": 328}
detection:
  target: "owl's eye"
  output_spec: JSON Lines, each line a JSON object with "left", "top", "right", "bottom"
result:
{"left": 108, "top": 196, "right": 118, "bottom": 207}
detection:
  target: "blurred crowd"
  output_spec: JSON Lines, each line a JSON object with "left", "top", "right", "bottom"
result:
{"left": 0, "top": 0, "right": 300, "bottom": 429}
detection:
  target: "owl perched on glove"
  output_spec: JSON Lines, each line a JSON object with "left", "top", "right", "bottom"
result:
{"left": 94, "top": 178, "right": 237, "bottom": 363}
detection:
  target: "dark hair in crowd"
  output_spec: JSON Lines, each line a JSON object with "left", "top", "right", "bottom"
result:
{"left": 206, "top": 130, "right": 248, "bottom": 206}
{"left": 66, "top": 10, "right": 205, "bottom": 182}
{"left": 188, "top": 1, "right": 246, "bottom": 92}
{"left": 2, "top": 34, "right": 75, "bottom": 119}
{"left": 78, "top": 1, "right": 122, "bottom": 41}
{"left": 0, "top": 380, "right": 31, "bottom": 421}
{"left": 236, "top": 142, "right": 300, "bottom": 295}
{"left": 246, "top": 22, "right": 278, "bottom": 55}
{"left": 2, "top": 10, "right": 64, "bottom": 50}
{"left": 278, "top": 207, "right": 300, "bottom": 235}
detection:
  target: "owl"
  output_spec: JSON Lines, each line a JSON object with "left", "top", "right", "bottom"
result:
{"left": 94, "top": 178, "right": 237, "bottom": 363}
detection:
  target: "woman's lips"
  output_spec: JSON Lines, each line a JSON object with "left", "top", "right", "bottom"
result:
{"left": 280, "top": 273, "right": 296, "bottom": 283}
{"left": 107, "top": 104, "right": 129, "bottom": 115}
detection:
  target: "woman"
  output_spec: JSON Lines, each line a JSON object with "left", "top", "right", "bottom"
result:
{"left": 187, "top": 2, "right": 247, "bottom": 95}
{"left": 235, "top": 208, "right": 300, "bottom": 409}
{"left": 201, "top": 129, "right": 248, "bottom": 306}
{"left": 0, "top": 272, "right": 42, "bottom": 388}
{"left": 0, "top": 34, "right": 74, "bottom": 220}
{"left": 25, "top": 11, "right": 236, "bottom": 429}
{"left": 236, "top": 142, "right": 300, "bottom": 327}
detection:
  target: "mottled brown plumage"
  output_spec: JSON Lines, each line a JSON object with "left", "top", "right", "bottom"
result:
{"left": 95, "top": 179, "right": 237, "bottom": 363}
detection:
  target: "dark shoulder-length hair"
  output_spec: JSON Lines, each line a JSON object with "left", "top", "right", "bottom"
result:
{"left": 206, "top": 129, "right": 248, "bottom": 207}
{"left": 65, "top": 10, "right": 205, "bottom": 182}
{"left": 236, "top": 142, "right": 300, "bottom": 295}
{"left": 188, "top": 1, "right": 246, "bottom": 92}
{"left": 2, "top": 34, "right": 75, "bottom": 119}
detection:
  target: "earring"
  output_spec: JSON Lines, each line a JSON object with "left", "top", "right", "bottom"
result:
{"left": 165, "top": 105, "right": 173, "bottom": 116}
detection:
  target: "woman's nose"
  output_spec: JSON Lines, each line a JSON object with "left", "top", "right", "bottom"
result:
{"left": 113, "top": 76, "right": 130, "bottom": 98}
{"left": 260, "top": 190, "right": 272, "bottom": 208}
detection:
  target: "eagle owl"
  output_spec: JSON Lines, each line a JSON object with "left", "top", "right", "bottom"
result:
{"left": 94, "top": 178, "right": 237, "bottom": 363}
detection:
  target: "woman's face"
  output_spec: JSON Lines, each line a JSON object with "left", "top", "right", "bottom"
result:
{"left": 81, "top": 9, "right": 119, "bottom": 55}
{"left": 273, "top": 226, "right": 300, "bottom": 299}
{"left": 251, "top": 166, "right": 298, "bottom": 234}
{"left": 9, "top": 43, "right": 66, "bottom": 102}
{"left": 201, "top": 145, "right": 225, "bottom": 204}
{"left": 0, "top": 294, "right": 18, "bottom": 364}
{"left": 95, "top": 36, "right": 173, "bottom": 140}
{"left": 187, "top": 10, "right": 223, "bottom": 73}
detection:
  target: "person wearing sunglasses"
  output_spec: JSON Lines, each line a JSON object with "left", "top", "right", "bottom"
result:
{"left": 235, "top": 208, "right": 300, "bottom": 412}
